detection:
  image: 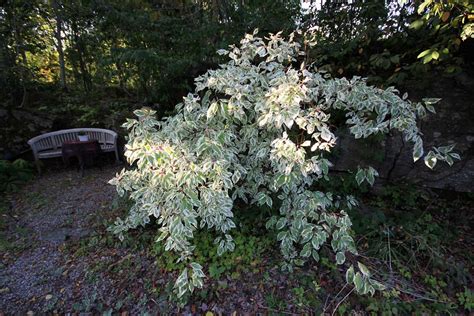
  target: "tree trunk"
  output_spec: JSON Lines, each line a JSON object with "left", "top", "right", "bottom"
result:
{"left": 56, "top": 19, "right": 66, "bottom": 88}
{"left": 71, "top": 21, "right": 91, "bottom": 91}
{"left": 53, "top": 1, "right": 67, "bottom": 89}
{"left": 12, "top": 11, "right": 28, "bottom": 108}
{"left": 77, "top": 48, "right": 91, "bottom": 91}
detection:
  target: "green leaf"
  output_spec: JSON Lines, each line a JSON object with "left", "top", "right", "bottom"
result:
{"left": 450, "top": 152, "right": 461, "bottom": 160}
{"left": 423, "top": 54, "right": 433, "bottom": 64}
{"left": 366, "top": 170, "right": 375, "bottom": 186}
{"left": 276, "top": 217, "right": 287, "bottom": 230}
{"left": 417, "top": 49, "right": 431, "bottom": 59}
{"left": 301, "top": 227, "right": 313, "bottom": 243}
{"left": 422, "top": 98, "right": 441, "bottom": 105}
{"left": 265, "top": 216, "right": 277, "bottom": 229}
{"left": 311, "top": 236, "right": 322, "bottom": 250}
{"left": 424, "top": 151, "right": 437, "bottom": 169}
{"left": 336, "top": 252, "right": 346, "bottom": 265}
{"left": 311, "top": 250, "right": 320, "bottom": 262}
{"left": 413, "top": 138, "right": 424, "bottom": 162}
{"left": 346, "top": 265, "right": 355, "bottom": 283}
{"left": 300, "top": 243, "right": 312, "bottom": 257}
{"left": 357, "top": 262, "right": 371, "bottom": 277}
{"left": 370, "top": 279, "right": 386, "bottom": 291}
{"left": 156, "top": 231, "right": 168, "bottom": 242}
{"left": 320, "top": 127, "right": 332, "bottom": 142}
{"left": 410, "top": 19, "right": 425, "bottom": 29}
{"left": 276, "top": 231, "right": 287, "bottom": 241}
{"left": 301, "top": 140, "right": 311, "bottom": 147}
{"left": 190, "top": 262, "right": 203, "bottom": 271}
{"left": 355, "top": 168, "right": 365, "bottom": 185}
{"left": 207, "top": 102, "right": 218, "bottom": 119}
{"left": 353, "top": 272, "right": 364, "bottom": 292}
{"left": 417, "top": 0, "right": 432, "bottom": 14}
{"left": 275, "top": 174, "right": 287, "bottom": 187}
{"left": 265, "top": 196, "right": 273, "bottom": 207}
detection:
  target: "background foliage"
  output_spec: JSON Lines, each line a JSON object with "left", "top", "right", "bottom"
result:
{"left": 0, "top": 0, "right": 472, "bottom": 158}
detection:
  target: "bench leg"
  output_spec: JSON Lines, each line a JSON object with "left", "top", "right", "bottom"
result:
{"left": 114, "top": 148, "right": 120, "bottom": 163}
{"left": 35, "top": 159, "right": 41, "bottom": 176}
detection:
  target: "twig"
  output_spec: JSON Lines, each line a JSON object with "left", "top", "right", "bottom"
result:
{"left": 107, "top": 253, "right": 133, "bottom": 271}
{"left": 331, "top": 287, "right": 355, "bottom": 316}
{"left": 387, "top": 226, "right": 392, "bottom": 275}
{"left": 397, "top": 288, "right": 449, "bottom": 304}
{"left": 323, "top": 294, "right": 330, "bottom": 311}
{"left": 324, "top": 284, "right": 347, "bottom": 313}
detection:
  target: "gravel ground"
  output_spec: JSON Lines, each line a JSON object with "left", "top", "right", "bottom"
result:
{"left": 0, "top": 165, "right": 121, "bottom": 314}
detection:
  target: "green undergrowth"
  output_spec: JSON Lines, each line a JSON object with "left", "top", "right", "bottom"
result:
{"left": 345, "top": 183, "right": 474, "bottom": 314}
{"left": 152, "top": 228, "right": 274, "bottom": 280}
{"left": 69, "top": 198, "right": 278, "bottom": 283}
{"left": 63, "top": 179, "right": 473, "bottom": 314}
{"left": 0, "top": 159, "right": 35, "bottom": 194}
{"left": 151, "top": 204, "right": 277, "bottom": 283}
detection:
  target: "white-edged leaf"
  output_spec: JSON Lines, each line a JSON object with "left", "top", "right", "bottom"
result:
{"left": 300, "top": 243, "right": 312, "bottom": 257}
{"left": 301, "top": 140, "right": 311, "bottom": 147}
{"left": 413, "top": 138, "right": 424, "bottom": 162}
{"left": 355, "top": 168, "right": 365, "bottom": 185}
{"left": 357, "top": 262, "right": 370, "bottom": 277}
{"left": 207, "top": 102, "right": 218, "bottom": 119}
{"left": 353, "top": 272, "right": 364, "bottom": 292}
{"left": 346, "top": 265, "right": 355, "bottom": 283}
{"left": 424, "top": 151, "right": 437, "bottom": 169}
{"left": 336, "top": 252, "right": 345, "bottom": 265}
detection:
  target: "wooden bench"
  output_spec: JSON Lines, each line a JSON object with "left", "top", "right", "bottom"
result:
{"left": 28, "top": 128, "right": 119, "bottom": 173}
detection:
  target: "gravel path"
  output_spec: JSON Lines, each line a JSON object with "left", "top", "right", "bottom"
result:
{"left": 0, "top": 165, "right": 121, "bottom": 313}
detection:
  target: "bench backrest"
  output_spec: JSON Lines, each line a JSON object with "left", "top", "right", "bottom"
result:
{"left": 28, "top": 128, "right": 117, "bottom": 154}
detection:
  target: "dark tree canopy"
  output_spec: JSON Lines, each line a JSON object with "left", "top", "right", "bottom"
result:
{"left": 0, "top": 0, "right": 472, "bottom": 155}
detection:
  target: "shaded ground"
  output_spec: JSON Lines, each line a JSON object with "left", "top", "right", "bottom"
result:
{"left": 1, "top": 165, "right": 473, "bottom": 314}
{"left": 0, "top": 166, "right": 122, "bottom": 313}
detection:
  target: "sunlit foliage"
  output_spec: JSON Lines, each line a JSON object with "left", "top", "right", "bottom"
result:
{"left": 109, "top": 31, "right": 458, "bottom": 301}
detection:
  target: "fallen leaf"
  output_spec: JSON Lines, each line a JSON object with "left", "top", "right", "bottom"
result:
{"left": 0, "top": 287, "right": 10, "bottom": 294}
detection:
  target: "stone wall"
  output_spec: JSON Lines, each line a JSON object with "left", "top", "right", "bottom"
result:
{"left": 333, "top": 73, "right": 474, "bottom": 192}
{"left": 0, "top": 108, "right": 53, "bottom": 160}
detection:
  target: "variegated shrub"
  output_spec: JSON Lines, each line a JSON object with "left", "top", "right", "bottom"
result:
{"left": 109, "top": 30, "right": 459, "bottom": 300}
